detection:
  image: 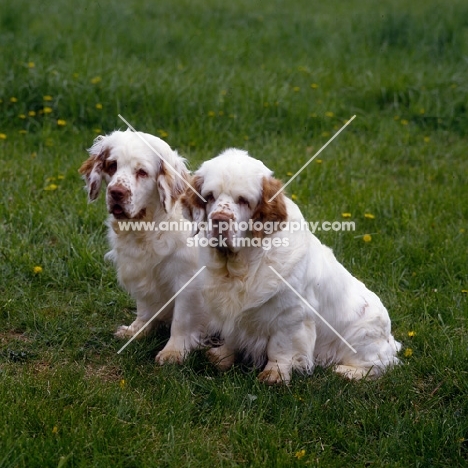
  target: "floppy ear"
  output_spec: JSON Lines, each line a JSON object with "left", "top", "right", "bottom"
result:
{"left": 78, "top": 137, "right": 109, "bottom": 202}
{"left": 180, "top": 175, "right": 206, "bottom": 236}
{"left": 251, "top": 176, "right": 288, "bottom": 238}
{"left": 157, "top": 157, "right": 190, "bottom": 213}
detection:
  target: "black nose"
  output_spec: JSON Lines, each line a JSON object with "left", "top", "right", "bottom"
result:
{"left": 109, "top": 186, "right": 129, "bottom": 202}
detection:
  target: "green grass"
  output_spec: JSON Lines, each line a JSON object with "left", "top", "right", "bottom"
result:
{"left": 1, "top": 0, "right": 467, "bottom": 466}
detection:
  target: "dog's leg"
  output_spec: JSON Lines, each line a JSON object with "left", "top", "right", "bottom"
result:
{"left": 206, "top": 344, "right": 236, "bottom": 371}
{"left": 258, "top": 318, "right": 316, "bottom": 385}
{"left": 155, "top": 291, "right": 204, "bottom": 365}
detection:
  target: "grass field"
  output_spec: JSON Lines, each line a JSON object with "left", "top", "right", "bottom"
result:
{"left": 1, "top": 0, "right": 467, "bottom": 466}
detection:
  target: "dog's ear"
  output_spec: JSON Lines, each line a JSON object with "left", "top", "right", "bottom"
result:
{"left": 157, "top": 156, "right": 189, "bottom": 213}
{"left": 180, "top": 175, "right": 206, "bottom": 235}
{"left": 79, "top": 136, "right": 109, "bottom": 202}
{"left": 251, "top": 176, "right": 288, "bottom": 238}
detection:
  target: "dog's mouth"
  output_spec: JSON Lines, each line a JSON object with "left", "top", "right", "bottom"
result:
{"left": 110, "top": 204, "right": 146, "bottom": 220}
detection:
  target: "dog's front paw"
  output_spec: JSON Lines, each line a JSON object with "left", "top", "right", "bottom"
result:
{"left": 206, "top": 346, "right": 235, "bottom": 371}
{"left": 115, "top": 325, "right": 138, "bottom": 339}
{"left": 258, "top": 368, "right": 290, "bottom": 385}
{"left": 155, "top": 349, "right": 185, "bottom": 365}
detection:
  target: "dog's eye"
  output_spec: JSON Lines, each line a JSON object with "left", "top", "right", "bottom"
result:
{"left": 106, "top": 161, "right": 117, "bottom": 176}
{"left": 204, "top": 192, "right": 214, "bottom": 203}
{"left": 137, "top": 168, "right": 148, "bottom": 178}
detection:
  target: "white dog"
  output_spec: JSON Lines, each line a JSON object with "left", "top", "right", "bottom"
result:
{"left": 79, "top": 130, "right": 205, "bottom": 364}
{"left": 181, "top": 148, "right": 401, "bottom": 384}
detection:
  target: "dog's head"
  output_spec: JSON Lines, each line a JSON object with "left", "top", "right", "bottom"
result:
{"left": 181, "top": 148, "right": 287, "bottom": 252}
{"left": 79, "top": 130, "right": 189, "bottom": 219}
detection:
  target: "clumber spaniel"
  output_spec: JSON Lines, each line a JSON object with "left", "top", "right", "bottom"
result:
{"left": 79, "top": 130, "right": 205, "bottom": 364}
{"left": 181, "top": 148, "right": 401, "bottom": 384}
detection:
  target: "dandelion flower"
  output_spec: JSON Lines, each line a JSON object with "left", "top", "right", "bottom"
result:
{"left": 28, "top": 110, "right": 36, "bottom": 117}
{"left": 342, "top": 213, "right": 352, "bottom": 218}
{"left": 52, "top": 426, "right": 58, "bottom": 434}
{"left": 19, "top": 130, "right": 27, "bottom": 134}
{"left": 408, "top": 331, "right": 416, "bottom": 337}
{"left": 292, "top": 86, "right": 300, "bottom": 92}
{"left": 286, "top": 172, "right": 293, "bottom": 176}
{"left": 43, "top": 95, "right": 53, "bottom": 101}
{"left": 364, "top": 213, "right": 375, "bottom": 219}
{"left": 404, "top": 348, "right": 413, "bottom": 357}
{"left": 44, "top": 184, "right": 58, "bottom": 191}
{"left": 315, "top": 159, "right": 322, "bottom": 164}
{"left": 43, "top": 107, "right": 53, "bottom": 114}
{"left": 325, "top": 111, "right": 334, "bottom": 117}
{"left": 310, "top": 83, "right": 318, "bottom": 89}
{"left": 95, "top": 103, "right": 103, "bottom": 110}
{"left": 33, "top": 266, "right": 43, "bottom": 274}
{"left": 10, "top": 97, "right": 18, "bottom": 103}
{"left": 158, "top": 129, "right": 168, "bottom": 138}
{"left": 462, "top": 290, "right": 468, "bottom": 294}
{"left": 57, "top": 119, "right": 67, "bottom": 126}
{"left": 363, "top": 234, "right": 372, "bottom": 242}
{"left": 401, "top": 119, "right": 409, "bottom": 125}
{"left": 0, "top": 133, "right": 6, "bottom": 140}
{"left": 295, "top": 450, "right": 306, "bottom": 459}
{"left": 57, "top": 175, "right": 65, "bottom": 180}
{"left": 90, "top": 76, "right": 102, "bottom": 84}
{"left": 291, "top": 194, "right": 298, "bottom": 201}
{"left": 28, "top": 62, "right": 35, "bottom": 68}
{"left": 93, "top": 128, "right": 102, "bottom": 134}
{"left": 424, "top": 136, "right": 430, "bottom": 143}
{"left": 207, "top": 111, "right": 216, "bottom": 117}
{"left": 19, "top": 114, "right": 26, "bottom": 119}
{"left": 120, "top": 379, "right": 126, "bottom": 389}
{"left": 321, "top": 131, "right": 330, "bottom": 137}
{"left": 419, "top": 108, "right": 425, "bottom": 114}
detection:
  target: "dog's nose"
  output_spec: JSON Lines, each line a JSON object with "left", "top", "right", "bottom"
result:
{"left": 109, "top": 186, "right": 129, "bottom": 202}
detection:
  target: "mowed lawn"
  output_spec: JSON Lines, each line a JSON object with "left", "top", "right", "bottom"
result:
{"left": 1, "top": 0, "right": 467, "bottom": 466}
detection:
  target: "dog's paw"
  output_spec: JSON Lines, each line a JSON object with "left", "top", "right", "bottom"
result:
{"left": 114, "top": 325, "right": 139, "bottom": 339}
{"left": 258, "top": 368, "right": 289, "bottom": 385}
{"left": 334, "top": 364, "right": 375, "bottom": 380}
{"left": 206, "top": 346, "right": 235, "bottom": 371}
{"left": 155, "top": 349, "right": 185, "bottom": 365}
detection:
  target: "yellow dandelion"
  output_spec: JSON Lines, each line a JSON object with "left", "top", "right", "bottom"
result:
{"left": 325, "top": 111, "right": 334, "bottom": 117}
{"left": 43, "top": 95, "right": 53, "bottom": 101}
{"left": 158, "top": 129, "right": 168, "bottom": 138}
{"left": 0, "top": 133, "right": 6, "bottom": 140}
{"left": 286, "top": 172, "right": 293, "bottom": 176}
{"left": 424, "top": 136, "right": 430, "bottom": 143}
{"left": 243, "top": 135, "right": 249, "bottom": 141}
{"left": 10, "top": 97, "right": 18, "bottom": 103}
{"left": 52, "top": 426, "right": 58, "bottom": 434}
{"left": 310, "top": 83, "right": 318, "bottom": 89}
{"left": 57, "top": 119, "right": 67, "bottom": 126}
{"left": 31, "top": 152, "right": 37, "bottom": 158}
{"left": 207, "top": 110, "right": 216, "bottom": 117}
{"left": 46, "top": 176, "right": 56, "bottom": 182}
{"left": 364, "top": 213, "right": 375, "bottom": 219}
{"left": 28, "top": 61, "right": 35, "bottom": 68}
{"left": 292, "top": 86, "right": 300, "bottom": 92}
{"left": 404, "top": 348, "right": 413, "bottom": 357}
{"left": 93, "top": 128, "right": 102, "bottom": 134}
{"left": 291, "top": 194, "right": 298, "bottom": 201}
{"left": 363, "top": 234, "right": 372, "bottom": 242}
{"left": 408, "top": 331, "right": 416, "bottom": 337}
{"left": 315, "top": 159, "right": 322, "bottom": 164}
{"left": 462, "top": 290, "right": 468, "bottom": 294}
{"left": 120, "top": 379, "right": 126, "bottom": 389}
{"left": 19, "top": 114, "right": 26, "bottom": 119}
{"left": 73, "top": 73, "right": 79, "bottom": 79}
{"left": 90, "top": 76, "right": 102, "bottom": 84}
{"left": 44, "top": 184, "right": 58, "bottom": 191}
{"left": 57, "top": 175, "right": 65, "bottom": 180}
{"left": 19, "top": 130, "right": 27, "bottom": 135}
{"left": 28, "top": 110, "right": 36, "bottom": 117}
{"left": 43, "top": 107, "right": 53, "bottom": 114}
{"left": 95, "top": 103, "right": 103, "bottom": 110}
{"left": 401, "top": 119, "right": 409, "bottom": 125}
{"left": 33, "top": 266, "right": 43, "bottom": 274}
{"left": 419, "top": 108, "right": 425, "bottom": 114}
{"left": 295, "top": 449, "right": 306, "bottom": 459}
{"left": 342, "top": 213, "right": 352, "bottom": 218}
{"left": 321, "top": 131, "right": 330, "bottom": 137}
